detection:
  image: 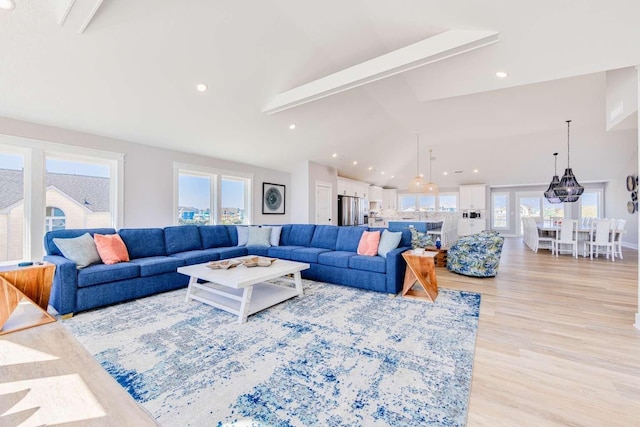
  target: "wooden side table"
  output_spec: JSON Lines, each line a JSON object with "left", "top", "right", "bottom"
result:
{"left": 0, "top": 262, "right": 55, "bottom": 311}
{"left": 1, "top": 276, "right": 56, "bottom": 335}
{"left": 401, "top": 250, "right": 439, "bottom": 302}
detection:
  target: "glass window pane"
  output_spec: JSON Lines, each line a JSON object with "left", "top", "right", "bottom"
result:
{"left": 438, "top": 194, "right": 457, "bottom": 212}
{"left": 492, "top": 194, "right": 508, "bottom": 228}
{"left": 520, "top": 197, "right": 541, "bottom": 218}
{"left": 581, "top": 191, "right": 599, "bottom": 218}
{"left": 418, "top": 195, "right": 435, "bottom": 212}
{"left": 0, "top": 152, "right": 25, "bottom": 262}
{"left": 46, "top": 157, "right": 111, "bottom": 231}
{"left": 178, "top": 173, "right": 211, "bottom": 225}
{"left": 221, "top": 177, "right": 246, "bottom": 225}
{"left": 399, "top": 195, "right": 416, "bottom": 212}
{"left": 543, "top": 199, "right": 564, "bottom": 221}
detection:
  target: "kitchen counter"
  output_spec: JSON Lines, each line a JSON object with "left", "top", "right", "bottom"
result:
{"left": 387, "top": 220, "right": 443, "bottom": 233}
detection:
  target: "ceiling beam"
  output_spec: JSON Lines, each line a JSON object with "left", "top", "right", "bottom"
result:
{"left": 263, "top": 29, "right": 499, "bottom": 115}
{"left": 56, "top": 0, "right": 105, "bottom": 34}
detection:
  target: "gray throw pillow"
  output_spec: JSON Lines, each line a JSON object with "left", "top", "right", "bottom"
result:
{"left": 378, "top": 230, "right": 403, "bottom": 258}
{"left": 53, "top": 233, "right": 102, "bottom": 269}
{"left": 269, "top": 226, "right": 282, "bottom": 247}
{"left": 247, "top": 226, "right": 272, "bottom": 247}
{"left": 237, "top": 226, "right": 249, "bottom": 246}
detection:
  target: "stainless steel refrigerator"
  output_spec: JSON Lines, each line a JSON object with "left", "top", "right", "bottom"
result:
{"left": 338, "top": 195, "right": 365, "bottom": 226}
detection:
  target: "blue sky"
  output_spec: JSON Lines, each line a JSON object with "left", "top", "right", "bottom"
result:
{"left": 179, "top": 175, "right": 244, "bottom": 209}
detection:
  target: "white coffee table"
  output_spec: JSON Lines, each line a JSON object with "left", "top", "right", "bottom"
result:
{"left": 178, "top": 257, "right": 310, "bottom": 324}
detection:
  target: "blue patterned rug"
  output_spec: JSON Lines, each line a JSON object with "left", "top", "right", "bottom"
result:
{"left": 62, "top": 281, "right": 480, "bottom": 426}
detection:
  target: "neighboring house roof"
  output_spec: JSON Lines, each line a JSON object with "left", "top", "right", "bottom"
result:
{"left": 0, "top": 168, "right": 110, "bottom": 212}
{"left": 0, "top": 168, "right": 24, "bottom": 211}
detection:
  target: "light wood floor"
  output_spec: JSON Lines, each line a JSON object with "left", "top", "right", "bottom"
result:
{"left": 439, "top": 237, "right": 640, "bottom": 427}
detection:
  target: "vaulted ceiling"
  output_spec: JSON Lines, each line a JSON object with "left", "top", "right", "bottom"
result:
{"left": 0, "top": 0, "right": 638, "bottom": 189}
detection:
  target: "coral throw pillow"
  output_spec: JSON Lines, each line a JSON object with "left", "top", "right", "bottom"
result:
{"left": 94, "top": 233, "right": 130, "bottom": 265}
{"left": 357, "top": 230, "right": 381, "bottom": 256}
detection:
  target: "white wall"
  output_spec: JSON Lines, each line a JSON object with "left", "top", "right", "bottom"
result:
{"left": 604, "top": 141, "right": 639, "bottom": 249}
{"left": 0, "top": 117, "right": 291, "bottom": 228}
{"left": 606, "top": 67, "right": 638, "bottom": 131}
{"left": 289, "top": 161, "right": 310, "bottom": 224}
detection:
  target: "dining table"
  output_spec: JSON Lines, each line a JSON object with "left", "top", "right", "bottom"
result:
{"left": 536, "top": 220, "right": 625, "bottom": 257}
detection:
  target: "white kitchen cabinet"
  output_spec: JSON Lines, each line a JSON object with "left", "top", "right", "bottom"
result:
{"left": 337, "top": 177, "right": 370, "bottom": 198}
{"left": 459, "top": 184, "right": 487, "bottom": 210}
{"left": 368, "top": 186, "right": 383, "bottom": 202}
{"left": 382, "top": 189, "right": 397, "bottom": 211}
{"left": 337, "top": 178, "right": 349, "bottom": 196}
{"left": 353, "top": 182, "right": 368, "bottom": 198}
{"left": 457, "top": 218, "right": 487, "bottom": 236}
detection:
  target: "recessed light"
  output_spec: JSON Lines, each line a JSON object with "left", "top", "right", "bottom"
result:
{"left": 381, "top": 171, "right": 385, "bottom": 175}
{"left": 391, "top": 175, "right": 395, "bottom": 179}
{"left": 443, "top": 171, "right": 448, "bottom": 176}
{"left": 0, "top": 0, "right": 15, "bottom": 10}
{"left": 353, "top": 161, "right": 358, "bottom": 165}
{"left": 368, "top": 166, "right": 373, "bottom": 171}
{"left": 332, "top": 153, "right": 337, "bottom": 158}
{"left": 495, "top": 71, "right": 508, "bottom": 79}
{"left": 196, "top": 83, "right": 208, "bottom": 92}
{"left": 289, "top": 124, "right": 296, "bottom": 130}
{"left": 473, "top": 169, "right": 479, "bottom": 173}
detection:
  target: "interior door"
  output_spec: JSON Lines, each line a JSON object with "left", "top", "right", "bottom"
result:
{"left": 316, "top": 183, "right": 332, "bottom": 225}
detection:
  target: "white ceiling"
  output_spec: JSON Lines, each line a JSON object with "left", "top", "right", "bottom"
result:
{"left": 0, "top": 0, "right": 638, "bottom": 189}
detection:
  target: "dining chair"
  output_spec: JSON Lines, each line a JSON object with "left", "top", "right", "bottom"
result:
{"left": 584, "top": 219, "right": 615, "bottom": 262}
{"left": 553, "top": 219, "right": 578, "bottom": 258}
{"left": 531, "top": 217, "right": 553, "bottom": 253}
{"left": 614, "top": 219, "right": 626, "bottom": 259}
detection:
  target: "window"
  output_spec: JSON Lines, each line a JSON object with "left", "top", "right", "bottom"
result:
{"left": 438, "top": 194, "right": 458, "bottom": 212}
{"left": 178, "top": 172, "right": 212, "bottom": 225}
{"left": 45, "top": 207, "right": 66, "bottom": 232}
{"left": 221, "top": 176, "right": 248, "bottom": 225}
{"left": 45, "top": 156, "right": 112, "bottom": 230}
{"left": 399, "top": 195, "right": 417, "bottom": 212}
{"left": 492, "top": 193, "right": 509, "bottom": 229}
{"left": 543, "top": 198, "right": 564, "bottom": 221}
{"left": 517, "top": 192, "right": 568, "bottom": 234}
{"left": 517, "top": 193, "right": 544, "bottom": 235}
{"left": 580, "top": 189, "right": 602, "bottom": 220}
{"left": 0, "top": 151, "right": 25, "bottom": 263}
{"left": 418, "top": 195, "right": 435, "bottom": 212}
{"left": 175, "top": 164, "right": 252, "bottom": 225}
{"left": 397, "top": 193, "right": 458, "bottom": 213}
{"left": 0, "top": 136, "right": 123, "bottom": 261}
{"left": 520, "top": 196, "right": 542, "bottom": 218}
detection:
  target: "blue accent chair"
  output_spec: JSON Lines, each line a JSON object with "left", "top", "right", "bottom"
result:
{"left": 447, "top": 230, "right": 505, "bottom": 277}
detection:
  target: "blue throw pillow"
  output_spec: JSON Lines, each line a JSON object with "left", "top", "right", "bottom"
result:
{"left": 378, "top": 230, "right": 402, "bottom": 258}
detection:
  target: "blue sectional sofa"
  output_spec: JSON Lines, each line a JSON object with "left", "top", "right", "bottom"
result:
{"left": 44, "top": 224, "right": 411, "bottom": 316}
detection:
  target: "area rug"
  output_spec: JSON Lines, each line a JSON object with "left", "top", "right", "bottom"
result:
{"left": 62, "top": 281, "right": 481, "bottom": 426}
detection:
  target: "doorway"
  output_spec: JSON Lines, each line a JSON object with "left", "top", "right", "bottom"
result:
{"left": 315, "top": 182, "right": 332, "bottom": 225}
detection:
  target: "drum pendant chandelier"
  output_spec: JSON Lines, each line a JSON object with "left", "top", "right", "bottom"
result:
{"left": 553, "top": 120, "right": 584, "bottom": 203}
{"left": 544, "top": 152, "right": 562, "bottom": 204}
